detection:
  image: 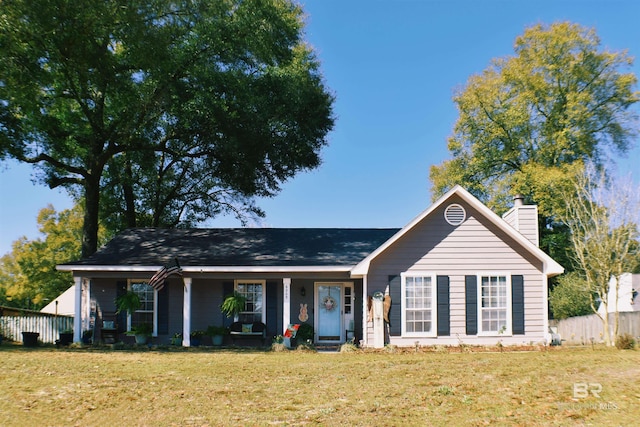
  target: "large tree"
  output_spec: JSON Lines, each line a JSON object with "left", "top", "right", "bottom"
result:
{"left": 0, "top": 0, "right": 334, "bottom": 257}
{"left": 0, "top": 204, "right": 90, "bottom": 309}
{"left": 430, "top": 22, "right": 638, "bottom": 217}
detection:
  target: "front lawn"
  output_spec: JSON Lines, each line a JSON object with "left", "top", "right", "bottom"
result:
{"left": 0, "top": 345, "right": 637, "bottom": 426}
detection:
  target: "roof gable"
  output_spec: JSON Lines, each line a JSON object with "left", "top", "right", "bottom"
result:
{"left": 351, "top": 186, "right": 564, "bottom": 277}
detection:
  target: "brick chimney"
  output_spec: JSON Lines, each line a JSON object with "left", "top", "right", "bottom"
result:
{"left": 502, "top": 194, "right": 539, "bottom": 246}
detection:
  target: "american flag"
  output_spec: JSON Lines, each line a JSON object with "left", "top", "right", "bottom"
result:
{"left": 148, "top": 261, "right": 182, "bottom": 291}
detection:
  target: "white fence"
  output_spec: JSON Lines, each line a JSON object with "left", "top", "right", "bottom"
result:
{"left": 0, "top": 315, "right": 74, "bottom": 344}
{"left": 555, "top": 312, "right": 640, "bottom": 344}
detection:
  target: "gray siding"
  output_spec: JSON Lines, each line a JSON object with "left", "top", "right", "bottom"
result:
{"left": 366, "top": 195, "right": 547, "bottom": 346}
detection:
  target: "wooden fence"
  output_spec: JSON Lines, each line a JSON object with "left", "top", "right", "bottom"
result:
{"left": 0, "top": 315, "right": 74, "bottom": 344}
{"left": 554, "top": 312, "right": 640, "bottom": 344}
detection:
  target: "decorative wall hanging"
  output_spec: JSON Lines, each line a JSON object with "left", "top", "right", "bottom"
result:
{"left": 298, "top": 303, "right": 308, "bottom": 322}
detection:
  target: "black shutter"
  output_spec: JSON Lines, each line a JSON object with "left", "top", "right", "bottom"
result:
{"left": 266, "top": 281, "right": 278, "bottom": 338}
{"left": 222, "top": 281, "right": 234, "bottom": 328}
{"left": 511, "top": 275, "right": 525, "bottom": 335}
{"left": 436, "top": 276, "right": 450, "bottom": 336}
{"left": 116, "top": 281, "right": 128, "bottom": 333}
{"left": 157, "top": 284, "right": 169, "bottom": 335}
{"left": 465, "top": 275, "right": 477, "bottom": 335}
{"left": 388, "top": 275, "right": 401, "bottom": 336}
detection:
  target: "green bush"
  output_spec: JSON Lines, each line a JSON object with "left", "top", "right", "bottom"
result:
{"left": 615, "top": 333, "right": 636, "bottom": 350}
{"left": 296, "top": 323, "right": 314, "bottom": 342}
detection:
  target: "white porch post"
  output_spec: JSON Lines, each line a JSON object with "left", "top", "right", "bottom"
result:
{"left": 361, "top": 274, "right": 368, "bottom": 347}
{"left": 283, "top": 278, "right": 291, "bottom": 332}
{"left": 73, "top": 276, "right": 83, "bottom": 343}
{"left": 182, "top": 277, "right": 192, "bottom": 347}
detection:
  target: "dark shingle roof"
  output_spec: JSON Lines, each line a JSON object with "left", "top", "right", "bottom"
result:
{"left": 67, "top": 228, "right": 400, "bottom": 267}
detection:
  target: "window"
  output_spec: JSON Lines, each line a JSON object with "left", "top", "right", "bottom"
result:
{"left": 479, "top": 274, "right": 511, "bottom": 335}
{"left": 401, "top": 273, "right": 436, "bottom": 336}
{"left": 235, "top": 280, "right": 265, "bottom": 322}
{"left": 129, "top": 280, "right": 156, "bottom": 334}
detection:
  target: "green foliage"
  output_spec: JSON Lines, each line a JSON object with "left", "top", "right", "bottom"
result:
{"left": 115, "top": 291, "right": 141, "bottom": 315}
{"left": 220, "top": 292, "right": 247, "bottom": 319}
{"left": 296, "top": 323, "right": 314, "bottom": 342}
{"left": 549, "top": 272, "right": 593, "bottom": 319}
{"left": 205, "top": 325, "right": 228, "bottom": 337}
{"left": 0, "top": 0, "right": 334, "bottom": 257}
{"left": 130, "top": 323, "right": 153, "bottom": 337}
{"left": 0, "top": 204, "right": 87, "bottom": 309}
{"left": 430, "top": 22, "right": 638, "bottom": 218}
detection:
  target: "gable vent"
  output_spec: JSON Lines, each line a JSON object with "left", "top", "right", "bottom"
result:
{"left": 444, "top": 204, "right": 466, "bottom": 226}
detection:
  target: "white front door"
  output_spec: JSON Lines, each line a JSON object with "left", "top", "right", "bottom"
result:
{"left": 315, "top": 283, "right": 343, "bottom": 342}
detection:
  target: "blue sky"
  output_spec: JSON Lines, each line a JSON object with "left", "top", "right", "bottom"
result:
{"left": 1, "top": 0, "right": 639, "bottom": 255}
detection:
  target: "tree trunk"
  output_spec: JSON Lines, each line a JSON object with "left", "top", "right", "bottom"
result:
{"left": 82, "top": 175, "right": 101, "bottom": 258}
{"left": 600, "top": 303, "right": 612, "bottom": 346}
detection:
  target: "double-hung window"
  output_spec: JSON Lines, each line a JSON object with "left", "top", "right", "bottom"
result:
{"left": 478, "top": 274, "right": 511, "bottom": 335}
{"left": 128, "top": 280, "right": 156, "bottom": 335}
{"left": 401, "top": 273, "right": 436, "bottom": 336}
{"left": 235, "top": 280, "right": 265, "bottom": 322}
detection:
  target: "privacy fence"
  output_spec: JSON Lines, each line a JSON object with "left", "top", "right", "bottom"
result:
{"left": 554, "top": 312, "right": 640, "bottom": 344}
{"left": 0, "top": 314, "right": 74, "bottom": 344}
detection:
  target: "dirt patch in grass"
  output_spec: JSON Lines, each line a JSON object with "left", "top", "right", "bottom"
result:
{"left": 0, "top": 344, "right": 637, "bottom": 426}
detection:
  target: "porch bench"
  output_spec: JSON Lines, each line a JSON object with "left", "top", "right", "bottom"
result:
{"left": 229, "top": 321, "right": 267, "bottom": 346}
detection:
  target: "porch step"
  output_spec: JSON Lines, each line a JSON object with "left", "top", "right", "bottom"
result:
{"left": 315, "top": 344, "right": 341, "bottom": 352}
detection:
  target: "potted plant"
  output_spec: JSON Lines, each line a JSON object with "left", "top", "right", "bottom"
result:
{"left": 115, "top": 291, "right": 141, "bottom": 315}
{"left": 190, "top": 330, "right": 205, "bottom": 347}
{"left": 171, "top": 332, "right": 182, "bottom": 346}
{"left": 206, "top": 325, "right": 227, "bottom": 346}
{"left": 129, "top": 323, "right": 153, "bottom": 345}
{"left": 220, "top": 291, "right": 246, "bottom": 320}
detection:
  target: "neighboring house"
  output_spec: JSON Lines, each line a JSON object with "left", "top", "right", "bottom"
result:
{"left": 598, "top": 273, "right": 639, "bottom": 314}
{"left": 57, "top": 186, "right": 563, "bottom": 346}
{"left": 40, "top": 285, "right": 76, "bottom": 316}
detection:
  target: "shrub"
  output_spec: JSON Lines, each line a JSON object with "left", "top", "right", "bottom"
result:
{"left": 339, "top": 342, "right": 358, "bottom": 353}
{"left": 296, "top": 323, "right": 314, "bottom": 342}
{"left": 615, "top": 333, "right": 636, "bottom": 350}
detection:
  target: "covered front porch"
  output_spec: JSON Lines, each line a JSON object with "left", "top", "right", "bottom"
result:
{"left": 71, "top": 272, "right": 363, "bottom": 347}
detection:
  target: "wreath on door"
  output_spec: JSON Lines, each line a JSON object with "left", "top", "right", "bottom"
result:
{"left": 322, "top": 295, "right": 336, "bottom": 312}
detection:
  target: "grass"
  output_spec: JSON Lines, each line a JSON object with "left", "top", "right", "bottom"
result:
{"left": 0, "top": 344, "right": 638, "bottom": 426}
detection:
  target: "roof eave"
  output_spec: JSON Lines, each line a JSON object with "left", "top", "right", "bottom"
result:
{"left": 57, "top": 265, "right": 354, "bottom": 274}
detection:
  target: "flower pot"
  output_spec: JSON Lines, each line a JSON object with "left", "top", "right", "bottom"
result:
{"left": 211, "top": 335, "right": 224, "bottom": 346}
{"left": 191, "top": 337, "right": 201, "bottom": 347}
{"left": 134, "top": 334, "right": 149, "bottom": 345}
{"left": 22, "top": 332, "right": 40, "bottom": 347}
